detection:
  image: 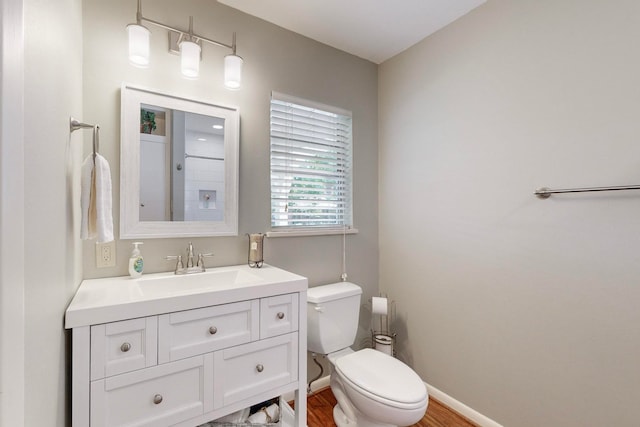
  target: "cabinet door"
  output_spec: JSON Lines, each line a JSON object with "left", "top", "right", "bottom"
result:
{"left": 91, "top": 354, "right": 213, "bottom": 427}
{"left": 260, "top": 293, "right": 299, "bottom": 339}
{"left": 158, "top": 300, "right": 259, "bottom": 363}
{"left": 91, "top": 317, "right": 158, "bottom": 380}
{"left": 213, "top": 332, "right": 298, "bottom": 408}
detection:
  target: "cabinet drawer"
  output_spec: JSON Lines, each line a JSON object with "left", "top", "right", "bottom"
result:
{"left": 260, "top": 293, "right": 299, "bottom": 338}
{"left": 90, "top": 354, "right": 213, "bottom": 427}
{"left": 91, "top": 317, "right": 158, "bottom": 380}
{"left": 213, "top": 332, "right": 298, "bottom": 408}
{"left": 158, "top": 300, "right": 259, "bottom": 363}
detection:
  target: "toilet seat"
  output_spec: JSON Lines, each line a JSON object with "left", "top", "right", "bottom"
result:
{"left": 334, "top": 348, "right": 427, "bottom": 410}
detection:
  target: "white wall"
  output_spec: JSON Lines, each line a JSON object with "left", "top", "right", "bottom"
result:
{"left": 184, "top": 135, "right": 225, "bottom": 222}
{"left": 0, "top": 0, "right": 25, "bottom": 424}
{"left": 379, "top": 1, "right": 640, "bottom": 426}
{"left": 21, "top": 0, "right": 84, "bottom": 425}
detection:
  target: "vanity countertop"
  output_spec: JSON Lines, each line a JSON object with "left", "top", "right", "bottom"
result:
{"left": 65, "top": 264, "right": 307, "bottom": 329}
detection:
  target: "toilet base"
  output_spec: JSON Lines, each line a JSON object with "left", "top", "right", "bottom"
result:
{"left": 333, "top": 404, "right": 351, "bottom": 427}
{"left": 333, "top": 403, "right": 395, "bottom": 427}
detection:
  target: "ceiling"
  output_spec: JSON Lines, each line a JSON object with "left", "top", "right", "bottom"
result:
{"left": 218, "top": 0, "right": 486, "bottom": 64}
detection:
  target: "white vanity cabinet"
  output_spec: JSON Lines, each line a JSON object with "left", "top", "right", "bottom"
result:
{"left": 158, "top": 300, "right": 260, "bottom": 363}
{"left": 91, "top": 354, "right": 213, "bottom": 427}
{"left": 91, "top": 317, "right": 158, "bottom": 380}
{"left": 66, "top": 265, "right": 307, "bottom": 427}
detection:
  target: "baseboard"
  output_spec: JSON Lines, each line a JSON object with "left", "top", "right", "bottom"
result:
{"left": 425, "top": 382, "right": 503, "bottom": 427}
{"left": 308, "top": 375, "right": 331, "bottom": 393}
{"left": 282, "top": 375, "right": 331, "bottom": 402}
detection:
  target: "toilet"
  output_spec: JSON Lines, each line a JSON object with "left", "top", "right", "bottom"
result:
{"left": 307, "top": 282, "right": 428, "bottom": 427}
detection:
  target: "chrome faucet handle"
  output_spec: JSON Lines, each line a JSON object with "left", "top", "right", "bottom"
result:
{"left": 186, "top": 242, "right": 195, "bottom": 268}
{"left": 165, "top": 255, "right": 184, "bottom": 274}
{"left": 197, "top": 253, "right": 214, "bottom": 271}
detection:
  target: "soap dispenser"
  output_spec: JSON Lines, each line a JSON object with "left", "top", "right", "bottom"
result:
{"left": 128, "top": 242, "right": 144, "bottom": 278}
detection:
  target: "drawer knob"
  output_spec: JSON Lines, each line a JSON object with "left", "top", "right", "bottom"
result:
{"left": 256, "top": 364, "right": 264, "bottom": 373}
{"left": 277, "top": 312, "right": 285, "bottom": 320}
{"left": 120, "top": 342, "right": 131, "bottom": 352}
{"left": 153, "top": 394, "right": 163, "bottom": 405}
{"left": 208, "top": 326, "right": 218, "bottom": 335}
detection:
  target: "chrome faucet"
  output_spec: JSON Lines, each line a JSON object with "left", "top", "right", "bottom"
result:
{"left": 165, "top": 242, "right": 214, "bottom": 275}
{"left": 186, "top": 242, "right": 195, "bottom": 268}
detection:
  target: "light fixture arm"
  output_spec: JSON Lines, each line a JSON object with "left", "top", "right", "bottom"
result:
{"left": 232, "top": 32, "right": 237, "bottom": 55}
{"left": 134, "top": 0, "right": 234, "bottom": 52}
{"left": 135, "top": 0, "right": 142, "bottom": 25}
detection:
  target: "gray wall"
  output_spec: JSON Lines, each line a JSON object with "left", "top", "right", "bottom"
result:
{"left": 23, "top": 0, "right": 84, "bottom": 425}
{"left": 379, "top": 1, "right": 640, "bottom": 426}
{"left": 82, "top": 0, "right": 378, "bottom": 383}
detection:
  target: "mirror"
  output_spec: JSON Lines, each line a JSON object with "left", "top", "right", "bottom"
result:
{"left": 120, "top": 84, "right": 239, "bottom": 238}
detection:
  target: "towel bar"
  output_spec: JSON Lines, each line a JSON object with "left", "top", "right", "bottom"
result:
{"left": 70, "top": 116, "right": 100, "bottom": 162}
{"left": 534, "top": 185, "right": 640, "bottom": 199}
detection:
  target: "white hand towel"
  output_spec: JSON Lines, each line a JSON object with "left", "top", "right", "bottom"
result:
{"left": 81, "top": 154, "right": 114, "bottom": 242}
{"left": 80, "top": 156, "right": 93, "bottom": 240}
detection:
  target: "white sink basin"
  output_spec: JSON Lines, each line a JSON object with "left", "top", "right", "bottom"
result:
{"left": 65, "top": 264, "right": 307, "bottom": 329}
{"left": 135, "top": 268, "right": 265, "bottom": 297}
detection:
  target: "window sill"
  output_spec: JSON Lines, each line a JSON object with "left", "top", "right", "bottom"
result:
{"left": 266, "top": 228, "right": 359, "bottom": 238}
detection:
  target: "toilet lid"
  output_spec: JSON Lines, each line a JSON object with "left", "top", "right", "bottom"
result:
{"left": 334, "top": 348, "right": 427, "bottom": 405}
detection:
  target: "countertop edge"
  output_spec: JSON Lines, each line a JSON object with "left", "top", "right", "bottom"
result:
{"left": 65, "top": 265, "right": 308, "bottom": 329}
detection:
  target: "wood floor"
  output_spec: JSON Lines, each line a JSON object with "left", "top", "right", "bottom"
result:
{"left": 305, "top": 387, "right": 479, "bottom": 427}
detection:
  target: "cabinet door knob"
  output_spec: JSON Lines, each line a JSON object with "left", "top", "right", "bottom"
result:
{"left": 120, "top": 342, "right": 131, "bottom": 352}
{"left": 153, "top": 394, "right": 163, "bottom": 405}
{"left": 209, "top": 326, "right": 218, "bottom": 335}
{"left": 256, "top": 364, "right": 264, "bottom": 373}
{"left": 277, "top": 312, "right": 285, "bottom": 319}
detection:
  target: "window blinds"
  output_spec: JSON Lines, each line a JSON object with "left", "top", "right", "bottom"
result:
{"left": 270, "top": 92, "right": 353, "bottom": 229}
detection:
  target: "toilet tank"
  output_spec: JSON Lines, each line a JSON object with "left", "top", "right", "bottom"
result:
{"left": 307, "top": 282, "right": 362, "bottom": 354}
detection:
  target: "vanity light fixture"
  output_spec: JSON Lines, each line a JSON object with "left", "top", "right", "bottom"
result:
{"left": 224, "top": 34, "right": 243, "bottom": 90}
{"left": 127, "top": 21, "right": 150, "bottom": 67}
{"left": 127, "top": 0, "right": 243, "bottom": 89}
{"left": 180, "top": 31, "right": 201, "bottom": 78}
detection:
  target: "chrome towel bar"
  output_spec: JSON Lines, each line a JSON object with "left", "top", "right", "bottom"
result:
{"left": 534, "top": 185, "right": 640, "bottom": 199}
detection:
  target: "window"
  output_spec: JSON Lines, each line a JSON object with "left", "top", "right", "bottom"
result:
{"left": 270, "top": 92, "right": 353, "bottom": 231}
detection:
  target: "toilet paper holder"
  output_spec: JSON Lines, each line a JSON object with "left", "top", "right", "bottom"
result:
{"left": 372, "top": 331, "right": 396, "bottom": 357}
{"left": 370, "top": 295, "right": 396, "bottom": 357}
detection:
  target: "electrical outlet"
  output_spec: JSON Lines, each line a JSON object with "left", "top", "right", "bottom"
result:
{"left": 96, "top": 241, "right": 116, "bottom": 268}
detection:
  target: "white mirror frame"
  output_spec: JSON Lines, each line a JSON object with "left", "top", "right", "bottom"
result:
{"left": 120, "top": 83, "right": 239, "bottom": 239}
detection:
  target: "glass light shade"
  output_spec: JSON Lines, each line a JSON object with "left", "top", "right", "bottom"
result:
{"left": 224, "top": 54, "right": 243, "bottom": 89}
{"left": 180, "top": 40, "right": 201, "bottom": 79}
{"left": 127, "top": 24, "right": 150, "bottom": 67}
